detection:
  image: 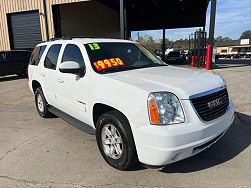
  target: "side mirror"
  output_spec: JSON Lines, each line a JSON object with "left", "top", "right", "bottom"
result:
{"left": 59, "top": 61, "right": 84, "bottom": 75}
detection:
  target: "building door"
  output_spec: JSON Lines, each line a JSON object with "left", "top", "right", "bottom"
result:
{"left": 7, "top": 10, "right": 42, "bottom": 50}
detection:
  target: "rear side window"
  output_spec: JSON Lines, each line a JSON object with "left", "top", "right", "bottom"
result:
{"left": 39, "top": 46, "right": 47, "bottom": 59}
{"left": 6, "top": 51, "right": 19, "bottom": 59}
{"left": 20, "top": 51, "right": 31, "bottom": 58}
{"left": 29, "top": 45, "right": 47, "bottom": 66}
{"left": 0, "top": 52, "right": 5, "bottom": 61}
{"left": 62, "top": 44, "right": 84, "bottom": 67}
{"left": 44, "top": 44, "right": 62, "bottom": 70}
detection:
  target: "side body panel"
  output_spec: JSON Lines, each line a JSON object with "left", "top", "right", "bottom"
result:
{"left": 54, "top": 41, "right": 91, "bottom": 124}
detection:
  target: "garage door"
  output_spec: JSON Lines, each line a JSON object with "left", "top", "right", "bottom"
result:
{"left": 8, "top": 11, "right": 42, "bottom": 50}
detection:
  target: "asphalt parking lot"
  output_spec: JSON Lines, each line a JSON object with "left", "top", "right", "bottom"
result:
{"left": 0, "top": 60, "right": 250, "bottom": 188}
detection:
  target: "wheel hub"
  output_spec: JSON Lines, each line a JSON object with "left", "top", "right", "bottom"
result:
{"left": 37, "top": 94, "right": 44, "bottom": 112}
{"left": 101, "top": 124, "right": 123, "bottom": 159}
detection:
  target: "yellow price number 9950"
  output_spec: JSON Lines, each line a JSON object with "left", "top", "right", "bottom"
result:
{"left": 93, "top": 58, "right": 125, "bottom": 71}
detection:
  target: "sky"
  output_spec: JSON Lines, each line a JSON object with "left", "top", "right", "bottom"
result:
{"left": 131, "top": 0, "right": 251, "bottom": 41}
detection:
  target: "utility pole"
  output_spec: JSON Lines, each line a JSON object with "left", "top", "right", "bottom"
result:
{"left": 208, "top": 0, "right": 217, "bottom": 46}
{"left": 208, "top": 0, "right": 217, "bottom": 68}
{"left": 120, "top": 0, "right": 125, "bottom": 39}
{"left": 162, "top": 29, "right": 166, "bottom": 60}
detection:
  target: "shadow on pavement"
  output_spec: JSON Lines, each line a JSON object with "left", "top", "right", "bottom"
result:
{"left": 0, "top": 75, "right": 27, "bottom": 82}
{"left": 160, "top": 112, "right": 251, "bottom": 173}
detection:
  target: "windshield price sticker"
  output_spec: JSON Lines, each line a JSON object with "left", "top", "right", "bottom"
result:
{"left": 93, "top": 58, "right": 125, "bottom": 71}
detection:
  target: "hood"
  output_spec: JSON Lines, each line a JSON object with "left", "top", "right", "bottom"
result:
{"left": 104, "top": 66, "right": 224, "bottom": 99}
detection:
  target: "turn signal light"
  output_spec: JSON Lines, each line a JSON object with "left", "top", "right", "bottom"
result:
{"left": 148, "top": 97, "right": 160, "bottom": 124}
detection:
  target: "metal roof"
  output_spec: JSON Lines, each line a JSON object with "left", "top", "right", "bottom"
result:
{"left": 98, "top": 0, "right": 210, "bottom": 31}
{"left": 126, "top": 0, "right": 210, "bottom": 31}
{"left": 215, "top": 40, "right": 251, "bottom": 47}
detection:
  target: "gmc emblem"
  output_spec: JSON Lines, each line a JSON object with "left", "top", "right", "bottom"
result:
{"left": 207, "top": 98, "right": 223, "bottom": 109}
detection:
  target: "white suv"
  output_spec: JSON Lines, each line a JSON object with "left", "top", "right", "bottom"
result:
{"left": 28, "top": 38, "right": 234, "bottom": 170}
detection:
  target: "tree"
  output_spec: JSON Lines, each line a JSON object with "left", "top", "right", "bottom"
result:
{"left": 240, "top": 30, "right": 251, "bottom": 40}
{"left": 137, "top": 36, "right": 161, "bottom": 52}
{"left": 215, "top": 36, "right": 223, "bottom": 42}
{"left": 215, "top": 36, "right": 232, "bottom": 42}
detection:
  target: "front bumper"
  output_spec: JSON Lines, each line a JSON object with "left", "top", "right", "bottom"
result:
{"left": 132, "top": 100, "right": 235, "bottom": 166}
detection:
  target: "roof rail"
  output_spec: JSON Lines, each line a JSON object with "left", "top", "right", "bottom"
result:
{"left": 45, "top": 36, "right": 95, "bottom": 42}
{"left": 47, "top": 37, "right": 73, "bottom": 42}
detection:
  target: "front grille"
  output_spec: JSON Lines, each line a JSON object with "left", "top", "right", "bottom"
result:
{"left": 191, "top": 88, "right": 229, "bottom": 121}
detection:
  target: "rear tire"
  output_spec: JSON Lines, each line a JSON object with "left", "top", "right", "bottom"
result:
{"left": 35, "top": 87, "right": 53, "bottom": 118}
{"left": 96, "top": 110, "right": 138, "bottom": 170}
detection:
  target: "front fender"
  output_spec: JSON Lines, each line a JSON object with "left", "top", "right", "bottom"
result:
{"left": 89, "top": 73, "right": 149, "bottom": 129}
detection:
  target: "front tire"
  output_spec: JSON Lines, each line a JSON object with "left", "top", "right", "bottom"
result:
{"left": 96, "top": 110, "right": 138, "bottom": 170}
{"left": 35, "top": 87, "right": 53, "bottom": 118}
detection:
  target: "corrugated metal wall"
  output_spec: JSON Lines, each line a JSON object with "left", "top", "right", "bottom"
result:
{"left": 0, "top": 0, "right": 87, "bottom": 50}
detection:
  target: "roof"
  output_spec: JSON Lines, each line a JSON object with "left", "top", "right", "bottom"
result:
{"left": 215, "top": 40, "right": 251, "bottom": 47}
{"left": 126, "top": 0, "right": 210, "bottom": 30}
{"left": 38, "top": 38, "right": 136, "bottom": 46}
{"left": 98, "top": 0, "right": 210, "bottom": 31}
{"left": 76, "top": 38, "right": 136, "bottom": 44}
{"left": 215, "top": 40, "right": 240, "bottom": 47}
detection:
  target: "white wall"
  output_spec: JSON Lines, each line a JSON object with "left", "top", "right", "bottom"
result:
{"left": 59, "top": 1, "right": 120, "bottom": 38}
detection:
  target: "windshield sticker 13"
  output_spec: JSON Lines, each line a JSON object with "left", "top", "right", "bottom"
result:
{"left": 93, "top": 58, "right": 125, "bottom": 71}
{"left": 88, "top": 43, "right": 101, "bottom": 50}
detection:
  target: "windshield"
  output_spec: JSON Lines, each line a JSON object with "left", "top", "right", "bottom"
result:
{"left": 168, "top": 51, "right": 180, "bottom": 56}
{"left": 85, "top": 42, "right": 167, "bottom": 73}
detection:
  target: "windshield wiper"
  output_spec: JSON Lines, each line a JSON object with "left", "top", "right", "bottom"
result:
{"left": 133, "top": 64, "right": 168, "bottom": 69}
{"left": 99, "top": 66, "right": 134, "bottom": 74}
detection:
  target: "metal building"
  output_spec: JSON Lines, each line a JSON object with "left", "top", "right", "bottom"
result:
{"left": 0, "top": 0, "right": 213, "bottom": 51}
{"left": 216, "top": 39, "right": 251, "bottom": 55}
{"left": 0, "top": 0, "right": 121, "bottom": 50}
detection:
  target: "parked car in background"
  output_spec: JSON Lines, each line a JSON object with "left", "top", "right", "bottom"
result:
{"left": 243, "top": 51, "right": 251, "bottom": 59}
{"left": 0, "top": 50, "right": 32, "bottom": 77}
{"left": 164, "top": 51, "right": 185, "bottom": 64}
{"left": 217, "top": 51, "right": 251, "bottom": 59}
{"left": 154, "top": 51, "right": 163, "bottom": 59}
{"left": 181, "top": 50, "right": 189, "bottom": 60}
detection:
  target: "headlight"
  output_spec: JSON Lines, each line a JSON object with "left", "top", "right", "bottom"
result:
{"left": 148, "top": 92, "right": 185, "bottom": 125}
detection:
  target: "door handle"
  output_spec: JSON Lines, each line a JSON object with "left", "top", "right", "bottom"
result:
{"left": 40, "top": 73, "right": 45, "bottom": 77}
{"left": 57, "top": 78, "right": 64, "bottom": 83}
